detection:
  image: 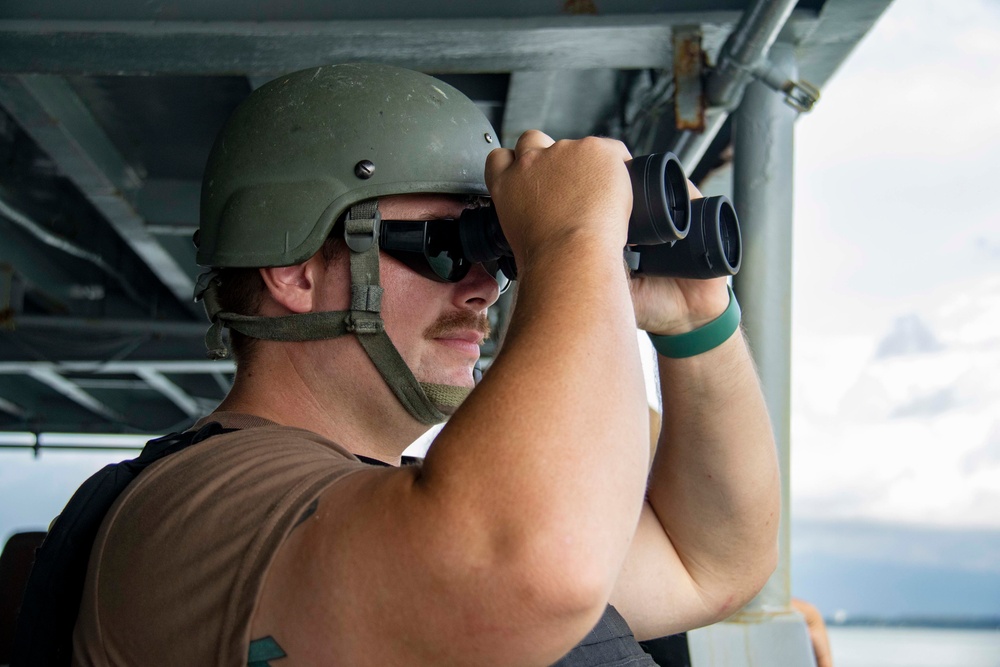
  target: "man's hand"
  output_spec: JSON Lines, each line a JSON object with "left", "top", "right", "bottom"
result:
{"left": 484, "top": 130, "right": 634, "bottom": 263}
{"left": 793, "top": 598, "right": 834, "bottom": 667}
{"left": 628, "top": 181, "right": 731, "bottom": 335}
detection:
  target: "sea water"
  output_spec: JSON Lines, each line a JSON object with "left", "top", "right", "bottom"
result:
{"left": 828, "top": 626, "right": 1000, "bottom": 667}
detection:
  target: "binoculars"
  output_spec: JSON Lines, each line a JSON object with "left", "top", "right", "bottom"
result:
{"left": 459, "top": 152, "right": 742, "bottom": 281}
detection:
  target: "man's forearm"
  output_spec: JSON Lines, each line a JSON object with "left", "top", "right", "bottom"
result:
{"left": 418, "top": 240, "right": 652, "bottom": 613}
{"left": 647, "top": 328, "right": 780, "bottom": 601}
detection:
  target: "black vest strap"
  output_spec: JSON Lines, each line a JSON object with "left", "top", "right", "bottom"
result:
{"left": 355, "top": 454, "right": 422, "bottom": 467}
{"left": 549, "top": 605, "right": 658, "bottom": 667}
{"left": 11, "top": 422, "right": 237, "bottom": 667}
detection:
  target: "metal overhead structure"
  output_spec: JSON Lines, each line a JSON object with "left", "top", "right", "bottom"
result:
{"left": 0, "top": 1, "right": 894, "bottom": 664}
{"left": 0, "top": 0, "right": 890, "bottom": 437}
{"left": 0, "top": 0, "right": 891, "bottom": 532}
{"left": 0, "top": 74, "right": 199, "bottom": 313}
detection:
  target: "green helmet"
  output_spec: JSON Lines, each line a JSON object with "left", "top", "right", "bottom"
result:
{"left": 194, "top": 64, "right": 500, "bottom": 425}
{"left": 198, "top": 63, "right": 497, "bottom": 269}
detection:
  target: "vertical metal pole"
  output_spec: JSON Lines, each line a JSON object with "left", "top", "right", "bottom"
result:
{"left": 733, "top": 42, "right": 796, "bottom": 615}
{"left": 687, "top": 43, "right": 814, "bottom": 667}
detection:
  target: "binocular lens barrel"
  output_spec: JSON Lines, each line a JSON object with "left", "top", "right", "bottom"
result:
{"left": 459, "top": 152, "right": 693, "bottom": 261}
{"left": 625, "top": 153, "right": 691, "bottom": 246}
{"left": 455, "top": 154, "right": 741, "bottom": 282}
{"left": 634, "top": 195, "right": 742, "bottom": 279}
{"left": 457, "top": 207, "right": 510, "bottom": 264}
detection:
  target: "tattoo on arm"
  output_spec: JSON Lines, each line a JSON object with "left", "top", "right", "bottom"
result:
{"left": 247, "top": 501, "right": 316, "bottom": 665}
{"left": 248, "top": 636, "right": 286, "bottom": 666}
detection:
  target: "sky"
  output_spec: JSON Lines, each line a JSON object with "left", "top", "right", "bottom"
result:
{"left": 789, "top": 0, "right": 1000, "bottom": 531}
{"left": 3, "top": 0, "right": 1000, "bottom": 620}
{"left": 787, "top": 0, "right": 1000, "bottom": 616}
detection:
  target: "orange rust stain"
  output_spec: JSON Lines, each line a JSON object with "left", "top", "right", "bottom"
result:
{"left": 563, "top": 0, "right": 599, "bottom": 15}
{"left": 674, "top": 39, "right": 702, "bottom": 78}
{"left": 674, "top": 32, "right": 706, "bottom": 132}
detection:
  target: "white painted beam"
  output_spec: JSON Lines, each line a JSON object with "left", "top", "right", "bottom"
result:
{"left": 134, "top": 368, "right": 201, "bottom": 418}
{"left": 0, "top": 16, "right": 741, "bottom": 75}
{"left": 0, "top": 74, "right": 198, "bottom": 311}
{"left": 27, "top": 367, "right": 125, "bottom": 422}
{"left": 0, "top": 361, "right": 235, "bottom": 374}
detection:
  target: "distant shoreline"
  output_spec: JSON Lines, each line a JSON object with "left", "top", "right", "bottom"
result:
{"left": 827, "top": 617, "right": 1000, "bottom": 631}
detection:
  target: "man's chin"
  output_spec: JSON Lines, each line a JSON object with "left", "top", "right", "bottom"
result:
{"left": 417, "top": 371, "right": 477, "bottom": 417}
{"left": 423, "top": 372, "right": 477, "bottom": 391}
{"left": 418, "top": 362, "right": 478, "bottom": 388}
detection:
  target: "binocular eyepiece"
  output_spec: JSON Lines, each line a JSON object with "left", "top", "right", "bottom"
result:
{"left": 458, "top": 152, "right": 742, "bottom": 281}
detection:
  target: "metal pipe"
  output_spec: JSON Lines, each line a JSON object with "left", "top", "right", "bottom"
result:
{"left": 0, "top": 360, "right": 235, "bottom": 374}
{"left": 733, "top": 41, "right": 796, "bottom": 616}
{"left": 9, "top": 314, "right": 207, "bottom": 336}
{"left": 0, "top": 442, "right": 143, "bottom": 452}
{"left": 669, "top": 0, "right": 798, "bottom": 169}
{"left": 686, "top": 42, "right": 814, "bottom": 667}
{"left": 706, "top": 0, "right": 799, "bottom": 109}
{"left": 0, "top": 394, "right": 27, "bottom": 418}
{"left": 27, "top": 366, "right": 126, "bottom": 423}
{"left": 134, "top": 368, "right": 201, "bottom": 418}
{"left": 670, "top": 109, "right": 728, "bottom": 173}
{"left": 0, "top": 194, "right": 148, "bottom": 309}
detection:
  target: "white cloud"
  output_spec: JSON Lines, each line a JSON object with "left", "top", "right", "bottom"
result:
{"left": 790, "top": 0, "right": 1000, "bottom": 531}
{"left": 792, "top": 275, "right": 1000, "bottom": 529}
{"left": 793, "top": 0, "right": 1000, "bottom": 338}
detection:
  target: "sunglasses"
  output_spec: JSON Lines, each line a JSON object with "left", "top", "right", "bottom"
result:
{"left": 378, "top": 217, "right": 515, "bottom": 293}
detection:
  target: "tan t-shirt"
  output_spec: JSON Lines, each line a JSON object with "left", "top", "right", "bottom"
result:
{"left": 72, "top": 412, "right": 370, "bottom": 666}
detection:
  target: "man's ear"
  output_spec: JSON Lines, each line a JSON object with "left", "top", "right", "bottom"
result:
{"left": 259, "top": 256, "right": 324, "bottom": 314}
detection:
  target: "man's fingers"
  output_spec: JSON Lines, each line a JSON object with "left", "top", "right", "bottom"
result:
{"left": 513, "top": 129, "right": 555, "bottom": 156}
{"left": 686, "top": 179, "right": 703, "bottom": 199}
{"left": 485, "top": 147, "right": 514, "bottom": 190}
{"left": 485, "top": 130, "right": 555, "bottom": 190}
{"left": 484, "top": 131, "right": 635, "bottom": 257}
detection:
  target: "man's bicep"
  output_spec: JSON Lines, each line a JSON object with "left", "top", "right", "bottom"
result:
{"left": 250, "top": 466, "right": 434, "bottom": 665}
{"left": 248, "top": 465, "right": 586, "bottom": 666}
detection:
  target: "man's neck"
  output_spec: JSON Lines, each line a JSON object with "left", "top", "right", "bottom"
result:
{"left": 216, "top": 346, "right": 427, "bottom": 465}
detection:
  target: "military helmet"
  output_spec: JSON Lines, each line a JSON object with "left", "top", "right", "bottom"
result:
{"left": 195, "top": 64, "right": 499, "bottom": 425}
{"left": 197, "top": 63, "right": 498, "bottom": 268}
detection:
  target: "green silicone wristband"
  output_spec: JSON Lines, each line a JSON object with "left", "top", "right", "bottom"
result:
{"left": 647, "top": 286, "right": 741, "bottom": 359}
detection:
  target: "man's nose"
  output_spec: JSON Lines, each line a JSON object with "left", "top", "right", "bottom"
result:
{"left": 456, "top": 263, "right": 501, "bottom": 310}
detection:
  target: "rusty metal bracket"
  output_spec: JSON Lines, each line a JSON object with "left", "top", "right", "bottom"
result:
{"left": 673, "top": 26, "right": 706, "bottom": 132}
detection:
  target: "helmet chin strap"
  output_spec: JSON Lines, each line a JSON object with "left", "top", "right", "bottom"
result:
{"left": 195, "top": 201, "right": 473, "bottom": 425}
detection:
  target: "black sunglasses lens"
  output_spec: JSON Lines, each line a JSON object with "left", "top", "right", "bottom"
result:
{"left": 482, "top": 260, "right": 511, "bottom": 294}
{"left": 423, "top": 220, "right": 470, "bottom": 282}
{"left": 380, "top": 220, "right": 467, "bottom": 283}
{"left": 381, "top": 218, "right": 514, "bottom": 291}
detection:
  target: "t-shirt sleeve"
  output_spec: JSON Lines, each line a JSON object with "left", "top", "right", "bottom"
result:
{"left": 73, "top": 426, "right": 369, "bottom": 667}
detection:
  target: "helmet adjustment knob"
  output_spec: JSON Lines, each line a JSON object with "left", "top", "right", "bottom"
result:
{"left": 354, "top": 159, "right": 376, "bottom": 179}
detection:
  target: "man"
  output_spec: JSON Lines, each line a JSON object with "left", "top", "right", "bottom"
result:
{"left": 72, "top": 63, "right": 779, "bottom": 666}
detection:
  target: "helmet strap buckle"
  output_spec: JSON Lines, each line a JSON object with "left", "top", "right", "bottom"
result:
{"left": 345, "top": 312, "right": 384, "bottom": 335}
{"left": 344, "top": 201, "right": 381, "bottom": 253}
{"left": 344, "top": 201, "right": 385, "bottom": 336}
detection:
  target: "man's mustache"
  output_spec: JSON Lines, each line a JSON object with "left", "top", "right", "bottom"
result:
{"left": 424, "top": 311, "right": 491, "bottom": 341}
